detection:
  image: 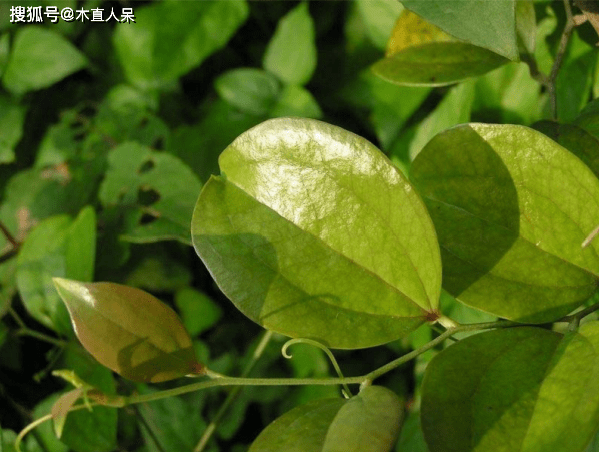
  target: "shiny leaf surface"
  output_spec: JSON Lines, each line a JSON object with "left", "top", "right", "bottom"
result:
{"left": 411, "top": 124, "right": 599, "bottom": 322}
{"left": 53, "top": 278, "right": 202, "bottom": 382}
{"left": 192, "top": 118, "right": 441, "bottom": 348}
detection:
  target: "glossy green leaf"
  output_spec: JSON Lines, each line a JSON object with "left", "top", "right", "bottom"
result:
{"left": 99, "top": 142, "right": 202, "bottom": 245}
{"left": 192, "top": 118, "right": 441, "bottom": 348}
{"left": 401, "top": 0, "right": 518, "bottom": 61}
{"left": 533, "top": 121, "right": 599, "bottom": 178}
{"left": 250, "top": 386, "right": 403, "bottom": 452}
{"left": 410, "top": 124, "right": 599, "bottom": 323}
{"left": 0, "top": 95, "right": 25, "bottom": 164}
{"left": 372, "top": 42, "right": 509, "bottom": 87}
{"left": 263, "top": 2, "right": 317, "bottom": 86}
{"left": 215, "top": 68, "right": 281, "bottom": 116}
{"left": 322, "top": 386, "right": 404, "bottom": 452}
{"left": 16, "top": 207, "right": 96, "bottom": 335}
{"left": 422, "top": 323, "right": 599, "bottom": 452}
{"left": 53, "top": 278, "right": 202, "bottom": 382}
{"left": 113, "top": 1, "right": 248, "bottom": 89}
{"left": 2, "top": 26, "right": 87, "bottom": 95}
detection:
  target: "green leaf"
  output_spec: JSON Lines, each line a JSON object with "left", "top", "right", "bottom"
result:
{"left": 533, "top": 121, "right": 599, "bottom": 178}
{"left": 408, "top": 81, "right": 474, "bottom": 160}
{"left": 270, "top": 85, "right": 323, "bottom": 119}
{"left": 422, "top": 323, "right": 599, "bottom": 452}
{"left": 263, "top": 2, "right": 317, "bottom": 86}
{"left": 250, "top": 398, "right": 346, "bottom": 452}
{"left": 372, "top": 42, "right": 509, "bottom": 87}
{"left": 355, "top": 0, "right": 404, "bottom": 50}
{"left": 410, "top": 124, "right": 599, "bottom": 323}
{"left": 52, "top": 278, "right": 202, "bottom": 382}
{"left": 401, "top": 0, "right": 518, "bottom": 61}
{"left": 0, "top": 33, "right": 9, "bottom": 78}
{"left": 556, "top": 49, "right": 596, "bottom": 122}
{"left": 113, "top": 1, "right": 248, "bottom": 89}
{"left": 2, "top": 26, "right": 87, "bottom": 95}
{"left": 0, "top": 95, "right": 25, "bottom": 164}
{"left": 322, "top": 386, "right": 404, "bottom": 452}
{"left": 192, "top": 118, "right": 441, "bottom": 349}
{"left": 215, "top": 68, "right": 281, "bottom": 116}
{"left": 99, "top": 142, "right": 202, "bottom": 245}
{"left": 16, "top": 207, "right": 96, "bottom": 335}
{"left": 385, "top": 9, "right": 453, "bottom": 57}
{"left": 250, "top": 387, "right": 403, "bottom": 452}
{"left": 421, "top": 327, "right": 562, "bottom": 452}
{"left": 516, "top": 0, "right": 536, "bottom": 55}
{"left": 137, "top": 387, "right": 207, "bottom": 452}
{"left": 168, "top": 99, "right": 262, "bottom": 182}
{"left": 174, "top": 287, "right": 222, "bottom": 337}
{"left": 472, "top": 62, "right": 543, "bottom": 125}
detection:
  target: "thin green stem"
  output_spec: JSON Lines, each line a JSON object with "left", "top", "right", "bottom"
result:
{"left": 9, "top": 307, "right": 67, "bottom": 348}
{"left": 559, "top": 300, "right": 599, "bottom": 325}
{"left": 0, "top": 220, "right": 18, "bottom": 247}
{"left": 193, "top": 330, "right": 273, "bottom": 452}
{"left": 549, "top": 0, "right": 576, "bottom": 119}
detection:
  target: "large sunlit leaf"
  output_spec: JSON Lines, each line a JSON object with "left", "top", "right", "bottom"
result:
{"left": 192, "top": 118, "right": 441, "bottom": 349}
{"left": 410, "top": 123, "right": 599, "bottom": 323}
{"left": 372, "top": 42, "right": 509, "bottom": 87}
{"left": 422, "top": 324, "right": 599, "bottom": 452}
{"left": 250, "top": 386, "right": 403, "bottom": 452}
{"left": 400, "top": 0, "right": 518, "bottom": 61}
{"left": 53, "top": 278, "right": 202, "bottom": 382}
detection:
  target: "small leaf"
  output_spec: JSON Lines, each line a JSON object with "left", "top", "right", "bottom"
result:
{"left": 410, "top": 124, "right": 599, "bottom": 323}
{"left": 99, "top": 142, "right": 202, "bottom": 245}
{"left": 2, "top": 26, "right": 87, "bottom": 95}
{"left": 51, "top": 388, "right": 86, "bottom": 439}
{"left": 192, "top": 118, "right": 441, "bottom": 349}
{"left": 516, "top": 0, "right": 536, "bottom": 55}
{"left": 53, "top": 278, "right": 202, "bottom": 382}
{"left": 215, "top": 68, "right": 281, "bottom": 116}
{"left": 263, "top": 2, "right": 317, "bottom": 86}
{"left": 0, "top": 94, "right": 25, "bottom": 164}
{"left": 354, "top": 0, "right": 404, "bottom": 51}
{"left": 372, "top": 42, "right": 509, "bottom": 87}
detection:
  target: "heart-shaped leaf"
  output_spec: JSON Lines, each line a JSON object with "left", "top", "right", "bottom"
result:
{"left": 410, "top": 123, "right": 599, "bottom": 322}
{"left": 422, "top": 323, "right": 599, "bottom": 452}
{"left": 250, "top": 386, "right": 403, "bottom": 452}
{"left": 53, "top": 278, "right": 203, "bottom": 382}
{"left": 192, "top": 117, "right": 441, "bottom": 348}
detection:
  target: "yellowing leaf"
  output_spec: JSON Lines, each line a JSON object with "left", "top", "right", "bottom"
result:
{"left": 53, "top": 278, "right": 203, "bottom": 382}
